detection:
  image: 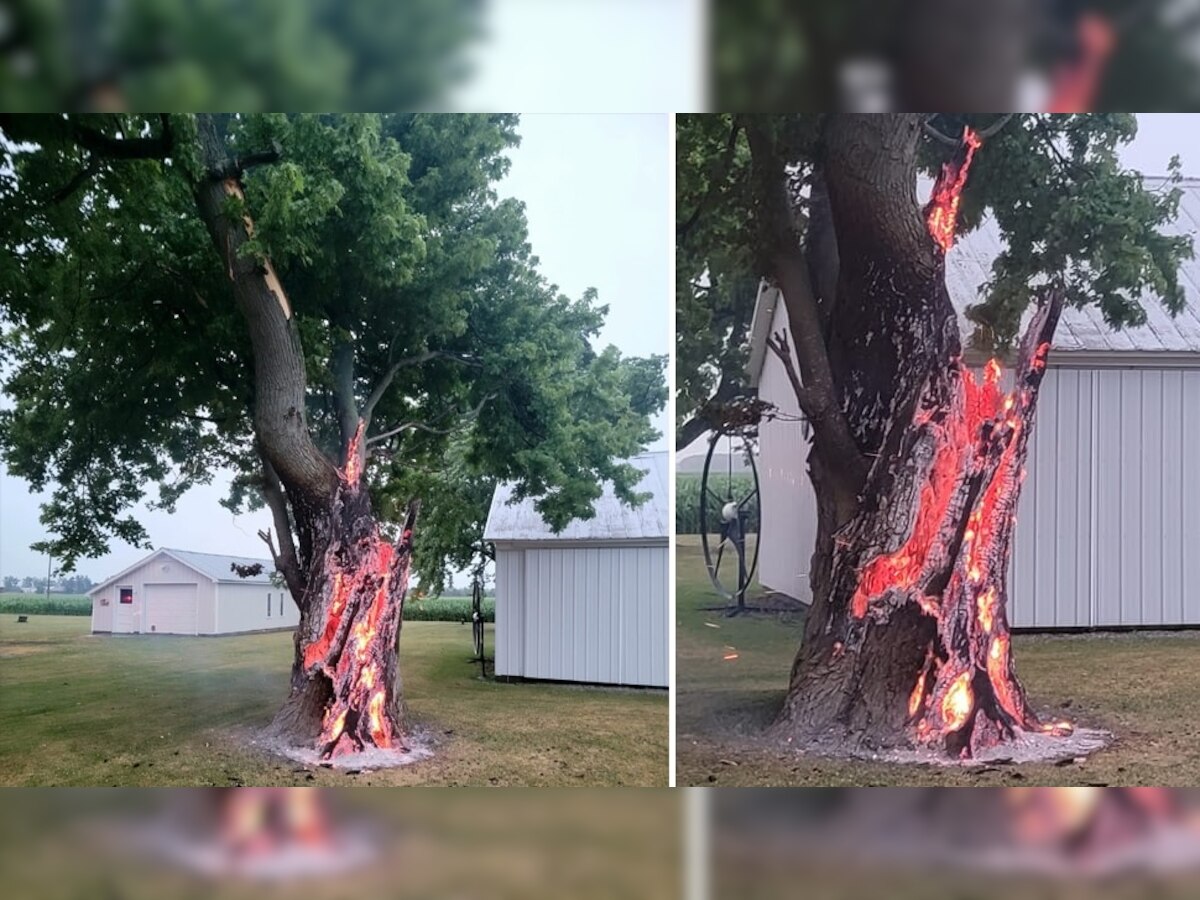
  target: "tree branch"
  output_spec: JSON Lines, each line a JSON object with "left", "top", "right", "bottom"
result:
{"left": 367, "top": 394, "right": 495, "bottom": 447}
{"left": 742, "top": 116, "right": 869, "bottom": 492}
{"left": 361, "top": 349, "right": 481, "bottom": 424}
{"left": 923, "top": 114, "right": 1015, "bottom": 146}
{"left": 205, "top": 140, "right": 283, "bottom": 181}
{"left": 257, "top": 453, "right": 305, "bottom": 604}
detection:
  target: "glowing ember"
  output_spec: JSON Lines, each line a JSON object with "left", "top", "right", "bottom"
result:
{"left": 343, "top": 420, "right": 365, "bottom": 485}
{"left": 219, "top": 788, "right": 332, "bottom": 855}
{"left": 925, "top": 126, "right": 981, "bottom": 252}
{"left": 907, "top": 669, "right": 928, "bottom": 719}
{"left": 299, "top": 418, "right": 419, "bottom": 759}
{"left": 940, "top": 671, "right": 974, "bottom": 732}
{"left": 976, "top": 586, "right": 997, "bottom": 633}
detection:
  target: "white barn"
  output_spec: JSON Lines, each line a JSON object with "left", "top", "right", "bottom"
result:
{"left": 88, "top": 548, "right": 299, "bottom": 635}
{"left": 483, "top": 452, "right": 669, "bottom": 687}
{"left": 748, "top": 176, "right": 1200, "bottom": 630}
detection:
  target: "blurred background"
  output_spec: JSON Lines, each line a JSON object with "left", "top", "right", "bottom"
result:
{"left": 708, "top": 788, "right": 1200, "bottom": 899}
{"left": 1, "top": 788, "right": 681, "bottom": 899}
{"left": 0, "top": 0, "right": 703, "bottom": 111}
{"left": 4, "top": 1, "right": 1199, "bottom": 111}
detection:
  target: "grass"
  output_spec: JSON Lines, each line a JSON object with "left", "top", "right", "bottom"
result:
{"left": 676, "top": 534, "right": 1200, "bottom": 786}
{"left": 0, "top": 616, "right": 666, "bottom": 786}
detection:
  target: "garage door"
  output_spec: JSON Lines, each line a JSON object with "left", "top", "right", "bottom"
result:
{"left": 145, "top": 583, "right": 199, "bottom": 635}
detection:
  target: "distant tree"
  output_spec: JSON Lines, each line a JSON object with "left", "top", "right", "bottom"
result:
{"left": 20, "top": 576, "right": 33, "bottom": 590}
{"left": 2, "top": 575, "right": 18, "bottom": 591}
{"left": 0, "top": 113, "right": 665, "bottom": 757}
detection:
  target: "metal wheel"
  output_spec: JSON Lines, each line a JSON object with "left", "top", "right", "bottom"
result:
{"left": 698, "top": 426, "right": 761, "bottom": 604}
{"left": 471, "top": 577, "right": 485, "bottom": 661}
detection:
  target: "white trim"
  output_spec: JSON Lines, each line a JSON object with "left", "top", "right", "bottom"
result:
{"left": 490, "top": 538, "right": 669, "bottom": 551}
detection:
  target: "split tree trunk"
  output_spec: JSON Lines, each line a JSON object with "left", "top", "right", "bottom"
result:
{"left": 760, "top": 114, "right": 1068, "bottom": 759}
{"left": 191, "top": 116, "right": 417, "bottom": 756}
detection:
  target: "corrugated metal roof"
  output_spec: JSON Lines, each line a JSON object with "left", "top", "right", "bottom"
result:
{"left": 88, "top": 547, "right": 276, "bottom": 596}
{"left": 947, "top": 176, "right": 1200, "bottom": 353}
{"left": 163, "top": 548, "right": 276, "bottom": 583}
{"left": 483, "top": 452, "right": 668, "bottom": 543}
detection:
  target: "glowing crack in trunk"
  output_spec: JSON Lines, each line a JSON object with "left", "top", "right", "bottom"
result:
{"left": 297, "top": 420, "right": 419, "bottom": 759}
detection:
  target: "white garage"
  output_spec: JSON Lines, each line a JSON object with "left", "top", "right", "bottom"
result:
{"left": 748, "top": 176, "right": 1200, "bottom": 630}
{"left": 88, "top": 547, "right": 299, "bottom": 635}
{"left": 484, "top": 452, "right": 669, "bottom": 687}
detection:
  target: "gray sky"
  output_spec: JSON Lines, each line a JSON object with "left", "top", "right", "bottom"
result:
{"left": 0, "top": 113, "right": 670, "bottom": 582}
{"left": 453, "top": 1, "right": 705, "bottom": 112}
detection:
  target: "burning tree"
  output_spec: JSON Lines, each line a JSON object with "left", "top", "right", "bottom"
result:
{"left": 677, "top": 113, "right": 1191, "bottom": 761}
{"left": 0, "top": 114, "right": 665, "bottom": 758}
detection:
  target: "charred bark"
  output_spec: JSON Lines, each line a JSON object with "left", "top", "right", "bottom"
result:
{"left": 757, "top": 115, "right": 1073, "bottom": 759}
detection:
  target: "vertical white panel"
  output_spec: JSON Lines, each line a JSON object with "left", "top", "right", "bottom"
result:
{"left": 1162, "top": 371, "right": 1185, "bottom": 623}
{"left": 1094, "top": 369, "right": 1124, "bottom": 626}
{"left": 1184, "top": 372, "right": 1200, "bottom": 625}
{"left": 756, "top": 300, "right": 818, "bottom": 601}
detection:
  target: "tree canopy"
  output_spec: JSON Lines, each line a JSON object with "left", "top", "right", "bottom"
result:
{"left": 0, "top": 113, "right": 666, "bottom": 589}
{"left": 676, "top": 113, "right": 1192, "bottom": 442}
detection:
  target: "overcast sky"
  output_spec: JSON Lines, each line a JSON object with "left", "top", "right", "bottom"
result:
{"left": 453, "top": 0, "right": 705, "bottom": 112}
{"left": 0, "top": 113, "right": 670, "bottom": 582}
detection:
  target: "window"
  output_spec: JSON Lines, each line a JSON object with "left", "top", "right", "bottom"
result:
{"left": 119, "top": 588, "right": 133, "bottom": 605}
{"left": 267, "top": 593, "right": 272, "bottom": 617}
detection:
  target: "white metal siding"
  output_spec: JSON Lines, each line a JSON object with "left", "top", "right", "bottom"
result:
{"left": 493, "top": 550, "right": 525, "bottom": 678}
{"left": 216, "top": 582, "right": 299, "bottom": 634}
{"left": 755, "top": 299, "right": 817, "bottom": 602}
{"left": 493, "top": 545, "right": 668, "bottom": 687}
{"left": 144, "top": 583, "right": 198, "bottom": 635}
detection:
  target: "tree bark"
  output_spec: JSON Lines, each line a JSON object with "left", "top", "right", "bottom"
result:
{"left": 765, "top": 115, "right": 1066, "bottom": 759}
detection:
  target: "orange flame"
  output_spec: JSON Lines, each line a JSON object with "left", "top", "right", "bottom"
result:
{"left": 908, "top": 669, "right": 928, "bottom": 718}
{"left": 941, "top": 671, "right": 974, "bottom": 732}
{"left": 987, "top": 634, "right": 1024, "bottom": 722}
{"left": 926, "top": 126, "right": 982, "bottom": 252}
{"left": 976, "top": 586, "right": 998, "bottom": 633}
{"left": 344, "top": 419, "right": 366, "bottom": 485}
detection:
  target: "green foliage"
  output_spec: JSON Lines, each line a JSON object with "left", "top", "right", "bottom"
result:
{"left": 0, "top": 594, "right": 91, "bottom": 617}
{"left": 677, "top": 113, "right": 1194, "bottom": 427}
{"left": 403, "top": 596, "right": 494, "bottom": 624}
{"left": 1, "top": 0, "right": 483, "bottom": 111}
{"left": 0, "top": 114, "right": 666, "bottom": 586}
{"left": 675, "top": 474, "right": 759, "bottom": 535}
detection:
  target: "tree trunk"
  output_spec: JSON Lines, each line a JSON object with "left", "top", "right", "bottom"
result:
{"left": 190, "top": 116, "right": 417, "bottom": 757}
{"left": 768, "top": 115, "right": 1067, "bottom": 759}
{"left": 269, "top": 425, "right": 419, "bottom": 755}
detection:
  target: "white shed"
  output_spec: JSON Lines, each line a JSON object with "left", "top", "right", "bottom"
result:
{"left": 748, "top": 176, "right": 1200, "bottom": 630}
{"left": 88, "top": 548, "right": 299, "bottom": 635}
{"left": 483, "top": 452, "right": 669, "bottom": 687}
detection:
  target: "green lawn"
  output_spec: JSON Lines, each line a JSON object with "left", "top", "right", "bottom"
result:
{"left": 677, "top": 534, "right": 1200, "bottom": 786}
{"left": 0, "top": 616, "right": 666, "bottom": 786}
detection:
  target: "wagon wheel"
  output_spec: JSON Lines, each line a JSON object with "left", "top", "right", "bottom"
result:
{"left": 471, "top": 576, "right": 485, "bottom": 664}
{"left": 698, "top": 426, "right": 761, "bottom": 611}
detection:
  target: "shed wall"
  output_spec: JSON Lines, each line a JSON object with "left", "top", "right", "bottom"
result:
{"left": 216, "top": 582, "right": 299, "bottom": 633}
{"left": 89, "top": 554, "right": 216, "bottom": 634}
{"left": 493, "top": 544, "right": 668, "bottom": 687}
{"left": 755, "top": 298, "right": 818, "bottom": 603}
